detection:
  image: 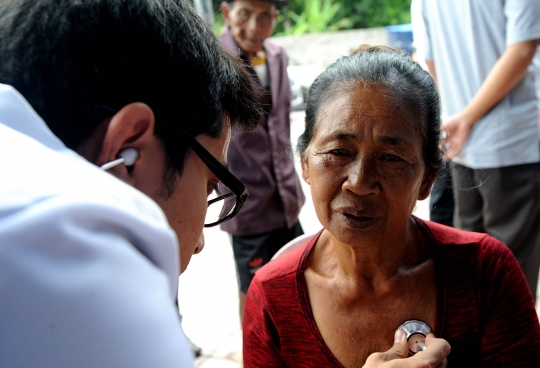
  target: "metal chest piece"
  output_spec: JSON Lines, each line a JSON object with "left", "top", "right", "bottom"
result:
{"left": 397, "top": 320, "right": 432, "bottom": 355}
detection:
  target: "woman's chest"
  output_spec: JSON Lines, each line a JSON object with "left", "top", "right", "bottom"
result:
{"left": 305, "top": 275, "right": 438, "bottom": 367}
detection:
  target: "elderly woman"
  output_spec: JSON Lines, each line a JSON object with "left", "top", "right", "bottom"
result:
{"left": 242, "top": 46, "right": 540, "bottom": 367}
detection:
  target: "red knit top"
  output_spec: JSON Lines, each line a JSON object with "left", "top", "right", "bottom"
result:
{"left": 243, "top": 218, "right": 540, "bottom": 367}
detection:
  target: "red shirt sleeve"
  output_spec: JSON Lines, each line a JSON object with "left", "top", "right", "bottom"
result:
{"left": 243, "top": 274, "right": 286, "bottom": 368}
{"left": 477, "top": 236, "right": 540, "bottom": 366}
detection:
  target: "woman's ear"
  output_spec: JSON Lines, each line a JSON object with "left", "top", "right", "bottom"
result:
{"left": 418, "top": 172, "right": 435, "bottom": 201}
{"left": 97, "top": 102, "right": 156, "bottom": 184}
{"left": 301, "top": 157, "right": 310, "bottom": 185}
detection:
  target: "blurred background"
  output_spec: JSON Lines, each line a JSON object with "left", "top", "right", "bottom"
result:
{"left": 190, "top": 0, "right": 412, "bottom": 36}
{"left": 190, "top": 0, "right": 415, "bottom": 112}
{"left": 180, "top": 1, "right": 540, "bottom": 367}
{"left": 179, "top": 4, "right": 423, "bottom": 367}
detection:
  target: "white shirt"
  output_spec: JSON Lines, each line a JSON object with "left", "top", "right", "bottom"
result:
{"left": 534, "top": 49, "right": 540, "bottom": 115}
{"left": 0, "top": 84, "right": 194, "bottom": 367}
{"left": 420, "top": 0, "right": 540, "bottom": 169}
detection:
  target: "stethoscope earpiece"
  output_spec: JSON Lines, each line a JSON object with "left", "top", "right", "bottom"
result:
{"left": 100, "top": 148, "right": 139, "bottom": 171}
{"left": 118, "top": 148, "right": 138, "bottom": 166}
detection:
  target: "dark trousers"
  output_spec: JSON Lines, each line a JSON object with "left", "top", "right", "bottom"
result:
{"left": 232, "top": 222, "right": 304, "bottom": 293}
{"left": 452, "top": 162, "right": 540, "bottom": 301}
{"left": 430, "top": 162, "right": 454, "bottom": 227}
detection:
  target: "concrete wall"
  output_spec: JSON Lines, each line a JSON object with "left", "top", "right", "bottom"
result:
{"left": 271, "top": 27, "right": 389, "bottom": 67}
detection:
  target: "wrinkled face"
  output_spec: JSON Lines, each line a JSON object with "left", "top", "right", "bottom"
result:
{"left": 301, "top": 84, "right": 434, "bottom": 246}
{"left": 154, "top": 123, "right": 231, "bottom": 273}
{"left": 222, "top": 0, "right": 278, "bottom": 55}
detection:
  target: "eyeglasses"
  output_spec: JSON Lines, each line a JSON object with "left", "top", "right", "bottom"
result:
{"left": 170, "top": 122, "right": 249, "bottom": 227}
{"left": 94, "top": 105, "right": 249, "bottom": 227}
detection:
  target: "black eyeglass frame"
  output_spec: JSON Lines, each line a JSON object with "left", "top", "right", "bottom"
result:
{"left": 171, "top": 122, "right": 249, "bottom": 227}
{"left": 94, "top": 105, "right": 249, "bottom": 227}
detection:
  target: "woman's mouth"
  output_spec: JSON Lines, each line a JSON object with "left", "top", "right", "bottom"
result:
{"left": 336, "top": 209, "right": 380, "bottom": 230}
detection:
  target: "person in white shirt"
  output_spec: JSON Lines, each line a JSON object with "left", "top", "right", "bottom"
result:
{"left": 418, "top": 0, "right": 540, "bottom": 300}
{"left": 535, "top": 50, "right": 540, "bottom": 118}
{"left": 0, "top": 0, "right": 260, "bottom": 367}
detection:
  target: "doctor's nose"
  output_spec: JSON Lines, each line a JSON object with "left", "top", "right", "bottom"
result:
{"left": 194, "top": 232, "right": 205, "bottom": 254}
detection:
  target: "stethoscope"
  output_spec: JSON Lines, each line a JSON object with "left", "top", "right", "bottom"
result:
{"left": 99, "top": 148, "right": 138, "bottom": 171}
{"left": 397, "top": 320, "right": 432, "bottom": 355}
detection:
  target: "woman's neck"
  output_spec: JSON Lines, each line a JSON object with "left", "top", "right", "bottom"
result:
{"left": 309, "top": 218, "right": 431, "bottom": 291}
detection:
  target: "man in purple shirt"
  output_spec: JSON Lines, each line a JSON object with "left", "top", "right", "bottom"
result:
{"left": 219, "top": 0, "right": 305, "bottom": 321}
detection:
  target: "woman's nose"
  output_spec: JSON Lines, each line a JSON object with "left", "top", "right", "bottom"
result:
{"left": 342, "top": 159, "right": 380, "bottom": 196}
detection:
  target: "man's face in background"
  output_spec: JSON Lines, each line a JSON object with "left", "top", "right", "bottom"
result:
{"left": 221, "top": 0, "right": 279, "bottom": 57}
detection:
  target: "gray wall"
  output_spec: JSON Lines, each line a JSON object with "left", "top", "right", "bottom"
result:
{"left": 271, "top": 27, "right": 388, "bottom": 67}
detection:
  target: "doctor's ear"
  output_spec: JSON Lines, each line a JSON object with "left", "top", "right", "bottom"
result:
{"left": 96, "top": 103, "right": 156, "bottom": 179}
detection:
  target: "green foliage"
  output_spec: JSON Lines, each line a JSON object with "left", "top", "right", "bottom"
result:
{"left": 272, "top": 0, "right": 351, "bottom": 36}
{"left": 214, "top": 16, "right": 225, "bottom": 34}
{"left": 212, "top": 0, "right": 225, "bottom": 11}
{"left": 343, "top": 0, "right": 411, "bottom": 28}
{"left": 280, "top": 0, "right": 410, "bottom": 33}
{"left": 287, "top": 0, "right": 347, "bottom": 34}
{"left": 189, "top": 0, "right": 411, "bottom": 36}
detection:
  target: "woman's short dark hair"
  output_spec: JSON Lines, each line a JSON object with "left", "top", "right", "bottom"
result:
{"left": 0, "top": 0, "right": 260, "bottom": 174}
{"left": 298, "top": 45, "right": 443, "bottom": 177}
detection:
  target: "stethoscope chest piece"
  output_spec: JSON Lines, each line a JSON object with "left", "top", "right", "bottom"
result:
{"left": 397, "top": 319, "right": 432, "bottom": 355}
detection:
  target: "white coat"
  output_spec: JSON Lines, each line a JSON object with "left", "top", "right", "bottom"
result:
{"left": 0, "top": 84, "right": 194, "bottom": 367}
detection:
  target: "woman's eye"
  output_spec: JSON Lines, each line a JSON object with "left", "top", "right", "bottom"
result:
{"left": 382, "top": 154, "right": 402, "bottom": 162}
{"left": 330, "top": 149, "right": 349, "bottom": 156}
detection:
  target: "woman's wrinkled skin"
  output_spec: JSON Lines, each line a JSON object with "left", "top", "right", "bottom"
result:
{"left": 302, "top": 84, "right": 433, "bottom": 247}
{"left": 301, "top": 83, "right": 450, "bottom": 367}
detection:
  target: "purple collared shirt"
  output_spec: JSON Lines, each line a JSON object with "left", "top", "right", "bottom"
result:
{"left": 219, "top": 30, "right": 305, "bottom": 236}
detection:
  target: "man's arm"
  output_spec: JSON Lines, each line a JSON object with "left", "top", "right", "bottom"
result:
{"left": 441, "top": 39, "right": 539, "bottom": 159}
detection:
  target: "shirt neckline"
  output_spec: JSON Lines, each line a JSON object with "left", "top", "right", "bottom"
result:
{"left": 295, "top": 216, "right": 446, "bottom": 367}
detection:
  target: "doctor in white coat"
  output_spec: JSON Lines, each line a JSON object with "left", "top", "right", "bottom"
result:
{"left": 0, "top": 0, "right": 260, "bottom": 367}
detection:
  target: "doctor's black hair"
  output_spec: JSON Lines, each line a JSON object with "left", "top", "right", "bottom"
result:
{"left": 297, "top": 45, "right": 444, "bottom": 178}
{"left": 0, "top": 0, "right": 260, "bottom": 178}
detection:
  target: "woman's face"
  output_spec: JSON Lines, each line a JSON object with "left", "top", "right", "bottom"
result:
{"left": 302, "top": 84, "right": 434, "bottom": 246}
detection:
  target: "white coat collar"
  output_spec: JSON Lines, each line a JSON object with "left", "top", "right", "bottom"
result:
{"left": 0, "top": 84, "right": 69, "bottom": 152}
